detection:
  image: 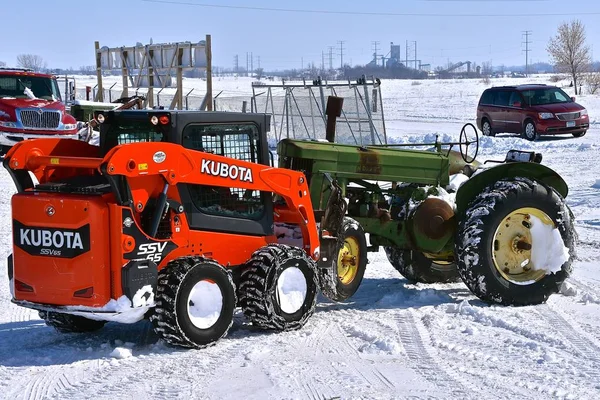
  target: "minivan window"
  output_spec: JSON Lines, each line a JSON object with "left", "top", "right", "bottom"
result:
{"left": 480, "top": 90, "right": 495, "bottom": 105}
{"left": 508, "top": 91, "right": 522, "bottom": 107}
{"left": 520, "top": 87, "right": 572, "bottom": 106}
{"left": 494, "top": 91, "right": 511, "bottom": 107}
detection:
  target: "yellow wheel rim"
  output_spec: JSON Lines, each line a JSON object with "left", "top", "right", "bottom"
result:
{"left": 492, "top": 207, "right": 554, "bottom": 284}
{"left": 337, "top": 237, "right": 360, "bottom": 285}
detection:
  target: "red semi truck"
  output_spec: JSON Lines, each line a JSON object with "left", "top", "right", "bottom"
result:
{"left": 0, "top": 68, "right": 79, "bottom": 154}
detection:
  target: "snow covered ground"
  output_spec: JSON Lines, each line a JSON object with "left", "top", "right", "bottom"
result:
{"left": 1, "top": 75, "right": 600, "bottom": 399}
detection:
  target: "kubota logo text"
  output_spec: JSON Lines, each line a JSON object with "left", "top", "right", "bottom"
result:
{"left": 20, "top": 229, "right": 84, "bottom": 249}
{"left": 13, "top": 221, "right": 91, "bottom": 258}
{"left": 200, "top": 159, "right": 253, "bottom": 183}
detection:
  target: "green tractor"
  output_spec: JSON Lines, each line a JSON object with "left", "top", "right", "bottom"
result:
{"left": 278, "top": 97, "right": 576, "bottom": 306}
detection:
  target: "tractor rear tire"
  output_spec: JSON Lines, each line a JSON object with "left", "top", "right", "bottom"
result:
{"left": 150, "top": 257, "right": 236, "bottom": 348}
{"left": 455, "top": 177, "right": 576, "bottom": 306}
{"left": 384, "top": 248, "right": 460, "bottom": 283}
{"left": 39, "top": 311, "right": 106, "bottom": 333}
{"left": 318, "top": 217, "right": 368, "bottom": 302}
{"left": 239, "top": 244, "right": 318, "bottom": 331}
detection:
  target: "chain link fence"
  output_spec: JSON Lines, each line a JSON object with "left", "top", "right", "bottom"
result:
{"left": 251, "top": 79, "right": 387, "bottom": 145}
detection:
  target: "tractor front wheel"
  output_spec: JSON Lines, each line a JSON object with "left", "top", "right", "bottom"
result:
{"left": 384, "top": 248, "right": 460, "bottom": 283}
{"left": 455, "top": 177, "right": 576, "bottom": 306}
{"left": 318, "top": 217, "right": 368, "bottom": 302}
{"left": 239, "top": 244, "right": 318, "bottom": 331}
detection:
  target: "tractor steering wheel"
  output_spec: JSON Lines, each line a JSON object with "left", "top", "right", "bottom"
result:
{"left": 459, "top": 123, "right": 479, "bottom": 163}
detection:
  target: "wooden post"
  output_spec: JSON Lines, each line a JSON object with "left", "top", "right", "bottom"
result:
{"left": 121, "top": 50, "right": 129, "bottom": 99}
{"left": 148, "top": 48, "right": 154, "bottom": 108}
{"left": 94, "top": 41, "right": 104, "bottom": 102}
{"left": 206, "top": 34, "right": 213, "bottom": 111}
{"left": 176, "top": 47, "right": 183, "bottom": 109}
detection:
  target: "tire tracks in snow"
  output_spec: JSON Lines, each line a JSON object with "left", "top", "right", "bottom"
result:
{"left": 537, "top": 303, "right": 600, "bottom": 383}
{"left": 395, "top": 311, "right": 473, "bottom": 399}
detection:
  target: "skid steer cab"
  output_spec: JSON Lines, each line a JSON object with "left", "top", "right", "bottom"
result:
{"left": 4, "top": 110, "right": 326, "bottom": 348}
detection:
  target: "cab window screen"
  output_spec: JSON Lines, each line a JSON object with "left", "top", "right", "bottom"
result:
{"left": 182, "top": 123, "right": 264, "bottom": 220}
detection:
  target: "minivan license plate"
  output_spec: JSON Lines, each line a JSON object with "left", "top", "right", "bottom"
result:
{"left": 566, "top": 121, "right": 576, "bottom": 128}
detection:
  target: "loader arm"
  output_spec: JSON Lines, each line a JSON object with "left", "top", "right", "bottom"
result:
{"left": 4, "top": 139, "right": 321, "bottom": 260}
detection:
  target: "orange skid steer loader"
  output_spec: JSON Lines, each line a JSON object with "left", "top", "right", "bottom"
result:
{"left": 5, "top": 110, "right": 325, "bottom": 348}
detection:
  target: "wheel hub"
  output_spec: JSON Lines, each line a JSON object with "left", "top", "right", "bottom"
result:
{"left": 337, "top": 237, "right": 360, "bottom": 285}
{"left": 187, "top": 280, "right": 223, "bottom": 330}
{"left": 492, "top": 207, "right": 554, "bottom": 283}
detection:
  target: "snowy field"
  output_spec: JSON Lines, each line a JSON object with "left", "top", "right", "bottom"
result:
{"left": 0, "top": 75, "right": 599, "bottom": 399}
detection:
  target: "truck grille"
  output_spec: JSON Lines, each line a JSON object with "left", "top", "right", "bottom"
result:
{"left": 19, "top": 109, "right": 61, "bottom": 129}
{"left": 555, "top": 112, "right": 580, "bottom": 121}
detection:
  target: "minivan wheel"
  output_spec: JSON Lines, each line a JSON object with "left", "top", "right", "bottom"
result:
{"left": 572, "top": 131, "right": 586, "bottom": 138}
{"left": 482, "top": 120, "right": 494, "bottom": 137}
{"left": 523, "top": 121, "right": 539, "bottom": 141}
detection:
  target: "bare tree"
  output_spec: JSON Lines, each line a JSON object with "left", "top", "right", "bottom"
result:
{"left": 79, "top": 65, "right": 95, "bottom": 74}
{"left": 0, "top": 61, "right": 6, "bottom": 67}
{"left": 547, "top": 20, "right": 591, "bottom": 95}
{"left": 585, "top": 67, "right": 600, "bottom": 95}
{"left": 16, "top": 54, "right": 47, "bottom": 72}
{"left": 481, "top": 61, "right": 493, "bottom": 76}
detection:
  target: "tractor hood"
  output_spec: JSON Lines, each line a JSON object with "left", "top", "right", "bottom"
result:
{"left": 277, "top": 138, "right": 454, "bottom": 187}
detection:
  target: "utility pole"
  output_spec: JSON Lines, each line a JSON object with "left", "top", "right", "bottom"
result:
{"left": 372, "top": 41, "right": 380, "bottom": 66}
{"left": 338, "top": 40, "right": 345, "bottom": 69}
{"left": 301, "top": 57, "right": 304, "bottom": 71}
{"left": 321, "top": 51, "right": 325, "bottom": 71}
{"left": 523, "top": 31, "right": 532, "bottom": 77}
{"left": 246, "top": 52, "right": 249, "bottom": 76}
{"left": 234, "top": 55, "right": 239, "bottom": 74}
{"left": 328, "top": 46, "right": 334, "bottom": 70}
{"left": 257, "top": 56, "right": 260, "bottom": 70}
{"left": 250, "top": 52, "right": 254, "bottom": 76}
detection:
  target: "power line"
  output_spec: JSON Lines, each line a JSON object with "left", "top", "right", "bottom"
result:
{"left": 141, "top": 0, "right": 600, "bottom": 17}
{"left": 523, "top": 31, "right": 532, "bottom": 77}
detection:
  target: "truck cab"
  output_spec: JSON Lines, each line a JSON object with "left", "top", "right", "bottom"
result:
{"left": 0, "top": 68, "right": 79, "bottom": 153}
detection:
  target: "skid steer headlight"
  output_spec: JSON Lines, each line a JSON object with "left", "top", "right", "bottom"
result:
{"left": 96, "top": 113, "right": 105, "bottom": 123}
{"left": 150, "top": 116, "right": 159, "bottom": 125}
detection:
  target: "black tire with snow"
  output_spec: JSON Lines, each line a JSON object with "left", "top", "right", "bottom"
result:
{"left": 39, "top": 311, "right": 106, "bottom": 333}
{"left": 149, "top": 257, "right": 236, "bottom": 348}
{"left": 384, "top": 248, "right": 460, "bottom": 283}
{"left": 239, "top": 244, "right": 317, "bottom": 331}
{"left": 455, "top": 177, "right": 576, "bottom": 306}
{"left": 318, "top": 217, "right": 368, "bottom": 302}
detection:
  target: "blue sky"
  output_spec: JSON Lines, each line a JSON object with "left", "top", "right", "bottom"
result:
{"left": 2, "top": 0, "right": 599, "bottom": 71}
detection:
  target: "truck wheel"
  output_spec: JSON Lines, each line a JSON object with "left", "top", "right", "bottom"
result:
{"left": 239, "top": 244, "right": 318, "bottom": 331}
{"left": 38, "top": 311, "right": 106, "bottom": 333}
{"left": 384, "top": 248, "right": 460, "bottom": 283}
{"left": 150, "top": 257, "right": 236, "bottom": 348}
{"left": 456, "top": 177, "right": 576, "bottom": 306}
{"left": 319, "top": 217, "right": 368, "bottom": 302}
